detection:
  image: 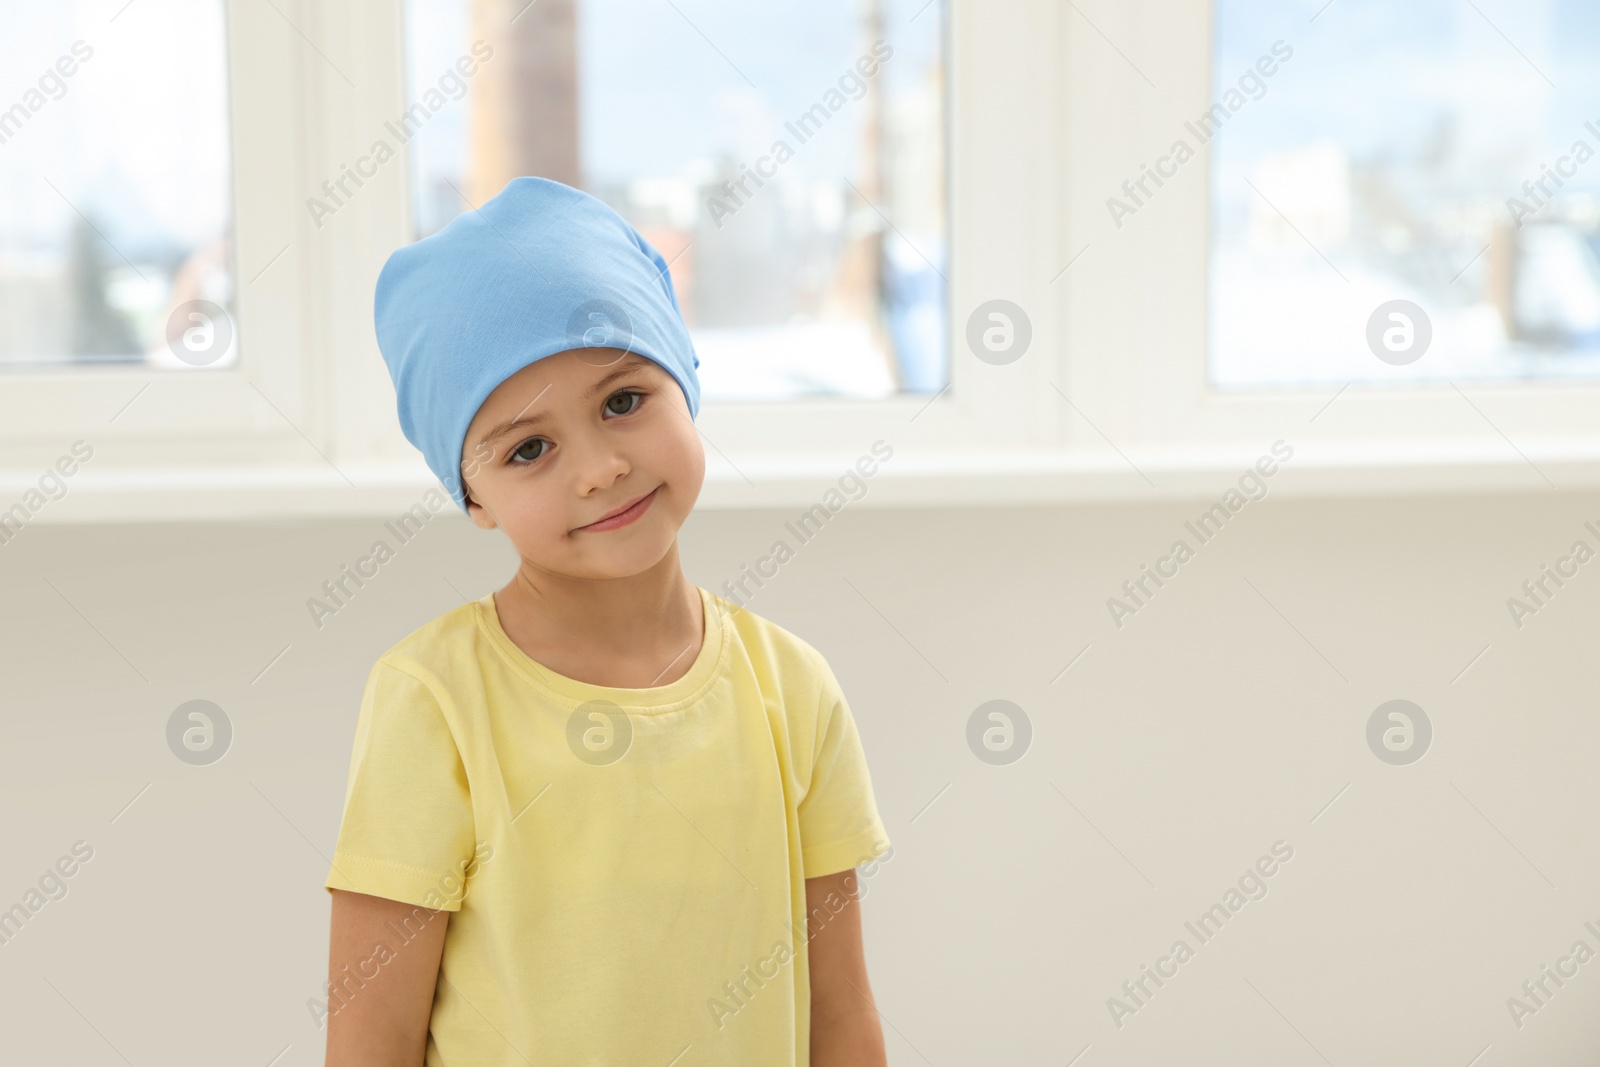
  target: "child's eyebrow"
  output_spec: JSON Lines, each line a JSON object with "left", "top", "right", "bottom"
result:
{"left": 476, "top": 355, "right": 654, "bottom": 447}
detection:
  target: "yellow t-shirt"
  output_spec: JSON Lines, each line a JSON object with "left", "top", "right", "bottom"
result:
{"left": 324, "top": 585, "right": 892, "bottom": 1066}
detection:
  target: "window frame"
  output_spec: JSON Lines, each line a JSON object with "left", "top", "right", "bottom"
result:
{"left": 8, "top": 0, "right": 1593, "bottom": 526}
{"left": 0, "top": 0, "right": 327, "bottom": 466}
{"left": 1057, "top": 0, "right": 1600, "bottom": 495}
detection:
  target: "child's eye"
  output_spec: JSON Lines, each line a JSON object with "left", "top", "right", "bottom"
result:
{"left": 508, "top": 437, "right": 547, "bottom": 464}
{"left": 605, "top": 389, "right": 647, "bottom": 416}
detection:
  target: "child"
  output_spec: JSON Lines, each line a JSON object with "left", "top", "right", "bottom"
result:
{"left": 321, "top": 176, "right": 894, "bottom": 1066}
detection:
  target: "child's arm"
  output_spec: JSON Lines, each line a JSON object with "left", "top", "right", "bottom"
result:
{"left": 324, "top": 888, "right": 449, "bottom": 1066}
{"left": 805, "top": 869, "right": 887, "bottom": 1067}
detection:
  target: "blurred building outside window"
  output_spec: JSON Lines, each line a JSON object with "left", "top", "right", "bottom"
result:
{"left": 1212, "top": 0, "right": 1600, "bottom": 389}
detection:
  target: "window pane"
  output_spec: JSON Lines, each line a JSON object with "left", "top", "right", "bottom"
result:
{"left": 0, "top": 1, "right": 236, "bottom": 370}
{"left": 403, "top": 0, "right": 947, "bottom": 401}
{"left": 1211, "top": 0, "right": 1600, "bottom": 388}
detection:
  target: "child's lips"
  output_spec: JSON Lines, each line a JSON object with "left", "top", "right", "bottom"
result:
{"left": 576, "top": 486, "right": 659, "bottom": 532}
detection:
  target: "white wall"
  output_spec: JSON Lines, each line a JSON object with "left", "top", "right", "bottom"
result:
{"left": 1, "top": 493, "right": 1597, "bottom": 1064}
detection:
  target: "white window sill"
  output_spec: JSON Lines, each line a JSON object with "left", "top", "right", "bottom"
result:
{"left": 2, "top": 441, "right": 1597, "bottom": 526}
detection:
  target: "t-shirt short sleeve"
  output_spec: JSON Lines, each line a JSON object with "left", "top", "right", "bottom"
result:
{"left": 324, "top": 658, "right": 477, "bottom": 912}
{"left": 797, "top": 657, "right": 892, "bottom": 879}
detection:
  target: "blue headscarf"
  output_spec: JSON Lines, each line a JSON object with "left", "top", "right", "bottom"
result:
{"left": 374, "top": 176, "right": 701, "bottom": 512}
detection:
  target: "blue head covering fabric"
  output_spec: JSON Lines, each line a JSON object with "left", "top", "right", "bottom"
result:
{"left": 373, "top": 175, "right": 701, "bottom": 512}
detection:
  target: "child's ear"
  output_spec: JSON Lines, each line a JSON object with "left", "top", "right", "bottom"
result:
{"left": 464, "top": 491, "right": 498, "bottom": 530}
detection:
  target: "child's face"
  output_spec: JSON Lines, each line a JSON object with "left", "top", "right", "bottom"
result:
{"left": 459, "top": 348, "right": 704, "bottom": 580}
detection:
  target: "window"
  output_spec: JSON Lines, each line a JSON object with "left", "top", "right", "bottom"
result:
{"left": 0, "top": 1, "right": 235, "bottom": 370}
{"left": 1211, "top": 0, "right": 1600, "bottom": 388}
{"left": 0, "top": 0, "right": 369, "bottom": 494}
{"left": 1046, "top": 0, "right": 1600, "bottom": 494}
{"left": 401, "top": 0, "right": 949, "bottom": 403}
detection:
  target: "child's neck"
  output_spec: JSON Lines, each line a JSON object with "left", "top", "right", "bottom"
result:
{"left": 491, "top": 550, "right": 704, "bottom": 689}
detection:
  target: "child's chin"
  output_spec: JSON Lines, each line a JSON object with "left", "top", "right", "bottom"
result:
{"left": 553, "top": 536, "right": 674, "bottom": 578}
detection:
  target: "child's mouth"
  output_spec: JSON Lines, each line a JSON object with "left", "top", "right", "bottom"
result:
{"left": 575, "top": 486, "right": 659, "bottom": 532}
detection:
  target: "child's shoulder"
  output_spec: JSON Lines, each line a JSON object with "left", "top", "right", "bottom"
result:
{"left": 369, "top": 595, "right": 487, "bottom": 675}
{"left": 708, "top": 591, "right": 838, "bottom": 690}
